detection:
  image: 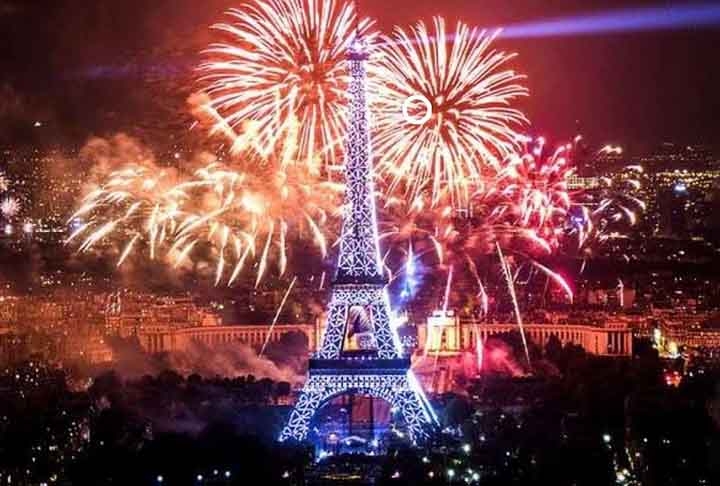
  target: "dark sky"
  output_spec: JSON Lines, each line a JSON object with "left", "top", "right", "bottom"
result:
{"left": 1, "top": 0, "right": 719, "bottom": 151}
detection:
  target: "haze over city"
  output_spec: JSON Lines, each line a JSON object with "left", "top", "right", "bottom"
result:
{"left": 0, "top": 1, "right": 719, "bottom": 485}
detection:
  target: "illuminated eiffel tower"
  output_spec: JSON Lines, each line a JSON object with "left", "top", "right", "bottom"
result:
{"left": 279, "top": 38, "right": 437, "bottom": 444}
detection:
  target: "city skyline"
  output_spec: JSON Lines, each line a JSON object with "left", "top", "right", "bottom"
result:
{"left": 0, "top": 1, "right": 719, "bottom": 484}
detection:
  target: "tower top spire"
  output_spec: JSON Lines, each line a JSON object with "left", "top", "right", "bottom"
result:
{"left": 348, "top": 36, "right": 369, "bottom": 61}
{"left": 278, "top": 11, "right": 438, "bottom": 444}
{"left": 349, "top": 0, "right": 368, "bottom": 60}
{"left": 334, "top": 16, "right": 382, "bottom": 285}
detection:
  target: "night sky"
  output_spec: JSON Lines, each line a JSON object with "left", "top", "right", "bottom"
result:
{"left": 1, "top": 0, "right": 719, "bottom": 150}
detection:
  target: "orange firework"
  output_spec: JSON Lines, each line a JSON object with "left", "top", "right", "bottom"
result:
{"left": 171, "top": 157, "right": 342, "bottom": 287}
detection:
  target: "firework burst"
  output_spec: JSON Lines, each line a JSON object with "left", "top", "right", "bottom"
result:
{"left": 171, "top": 158, "right": 342, "bottom": 286}
{"left": 379, "top": 191, "right": 457, "bottom": 275}
{"left": 490, "top": 138, "right": 573, "bottom": 252}
{"left": 373, "top": 17, "right": 528, "bottom": 205}
{"left": 455, "top": 140, "right": 577, "bottom": 307}
{"left": 570, "top": 165, "right": 646, "bottom": 258}
{"left": 1, "top": 196, "right": 20, "bottom": 219}
{"left": 69, "top": 158, "right": 342, "bottom": 285}
{"left": 594, "top": 168, "right": 646, "bottom": 227}
{"left": 68, "top": 165, "right": 187, "bottom": 266}
{"left": 197, "top": 0, "right": 373, "bottom": 163}
{"left": 437, "top": 137, "right": 575, "bottom": 264}
{"left": 378, "top": 138, "right": 577, "bottom": 305}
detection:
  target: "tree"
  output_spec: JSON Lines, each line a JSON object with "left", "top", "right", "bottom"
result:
{"left": 275, "top": 381, "right": 292, "bottom": 402}
{"left": 545, "top": 334, "right": 563, "bottom": 363}
{"left": 89, "top": 370, "right": 123, "bottom": 405}
{"left": 709, "top": 383, "right": 720, "bottom": 431}
{"left": 157, "top": 369, "right": 184, "bottom": 388}
{"left": 442, "top": 394, "right": 473, "bottom": 427}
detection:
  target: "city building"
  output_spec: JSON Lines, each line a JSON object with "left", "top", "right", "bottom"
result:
{"left": 415, "top": 310, "right": 633, "bottom": 357}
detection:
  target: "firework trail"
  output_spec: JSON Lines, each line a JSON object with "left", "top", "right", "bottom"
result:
{"left": 476, "top": 276, "right": 489, "bottom": 317}
{"left": 260, "top": 275, "right": 298, "bottom": 357}
{"left": 497, "top": 242, "right": 531, "bottom": 367}
{"left": 379, "top": 191, "right": 458, "bottom": 279}
{"left": 379, "top": 137, "right": 578, "bottom": 311}
{"left": 476, "top": 334, "right": 485, "bottom": 372}
{"left": 1, "top": 196, "right": 21, "bottom": 219}
{"left": 471, "top": 314, "right": 484, "bottom": 371}
{"left": 373, "top": 17, "right": 528, "bottom": 205}
{"left": 68, "top": 165, "right": 187, "bottom": 266}
{"left": 483, "top": 137, "right": 574, "bottom": 253}
{"left": 196, "top": 0, "right": 373, "bottom": 163}
{"left": 442, "top": 264, "right": 454, "bottom": 313}
{"left": 529, "top": 259, "right": 573, "bottom": 302}
{"left": 173, "top": 159, "right": 342, "bottom": 286}
{"left": 571, "top": 164, "right": 646, "bottom": 260}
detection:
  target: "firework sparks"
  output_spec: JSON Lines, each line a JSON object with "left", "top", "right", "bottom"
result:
{"left": 69, "top": 160, "right": 341, "bottom": 285}
{"left": 530, "top": 259, "right": 574, "bottom": 302}
{"left": 497, "top": 243, "right": 531, "bottom": 367}
{"left": 197, "top": 0, "right": 373, "bottom": 163}
{"left": 442, "top": 137, "right": 575, "bottom": 265}
{"left": 260, "top": 275, "right": 298, "bottom": 356}
{"left": 0, "top": 173, "right": 9, "bottom": 193}
{"left": 1, "top": 196, "right": 21, "bottom": 218}
{"left": 491, "top": 138, "right": 573, "bottom": 251}
{"left": 193, "top": 7, "right": 534, "bottom": 291}
{"left": 379, "top": 191, "right": 457, "bottom": 278}
{"left": 67, "top": 165, "right": 186, "bottom": 266}
{"left": 594, "top": 168, "right": 646, "bottom": 227}
{"left": 373, "top": 17, "right": 528, "bottom": 205}
{"left": 69, "top": 121, "right": 341, "bottom": 287}
{"left": 379, "top": 138, "right": 577, "bottom": 307}
{"left": 173, "top": 160, "right": 342, "bottom": 286}
{"left": 571, "top": 164, "right": 646, "bottom": 256}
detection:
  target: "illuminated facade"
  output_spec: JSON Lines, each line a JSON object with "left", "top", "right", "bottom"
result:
{"left": 667, "top": 327, "right": 720, "bottom": 349}
{"left": 136, "top": 313, "right": 634, "bottom": 358}
{"left": 417, "top": 312, "right": 633, "bottom": 357}
{"left": 278, "top": 39, "right": 437, "bottom": 444}
{"left": 137, "top": 322, "right": 321, "bottom": 354}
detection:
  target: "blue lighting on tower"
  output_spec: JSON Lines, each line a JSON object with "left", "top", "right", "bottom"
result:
{"left": 278, "top": 37, "right": 437, "bottom": 446}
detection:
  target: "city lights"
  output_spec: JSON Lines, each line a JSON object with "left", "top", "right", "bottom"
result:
{"left": 0, "top": 1, "right": 718, "bottom": 485}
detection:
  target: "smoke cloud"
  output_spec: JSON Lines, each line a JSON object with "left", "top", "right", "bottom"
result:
{"left": 168, "top": 340, "right": 304, "bottom": 385}
{"left": 104, "top": 332, "right": 307, "bottom": 386}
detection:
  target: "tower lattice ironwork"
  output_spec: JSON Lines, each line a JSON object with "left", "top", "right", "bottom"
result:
{"left": 279, "top": 39, "right": 437, "bottom": 444}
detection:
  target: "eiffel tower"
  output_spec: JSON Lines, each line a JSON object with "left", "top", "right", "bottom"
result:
{"left": 279, "top": 38, "right": 437, "bottom": 444}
